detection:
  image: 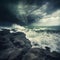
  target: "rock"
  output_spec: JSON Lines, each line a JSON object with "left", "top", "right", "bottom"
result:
{"left": 0, "top": 29, "right": 10, "bottom": 36}
{"left": 22, "top": 48, "right": 60, "bottom": 60}
{"left": 22, "top": 48, "right": 46, "bottom": 60}
{"left": 0, "top": 29, "right": 32, "bottom": 60}
{"left": 0, "top": 29, "right": 60, "bottom": 60}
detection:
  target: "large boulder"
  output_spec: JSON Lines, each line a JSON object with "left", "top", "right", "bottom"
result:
{"left": 0, "top": 29, "right": 32, "bottom": 60}
{"left": 22, "top": 47, "right": 60, "bottom": 60}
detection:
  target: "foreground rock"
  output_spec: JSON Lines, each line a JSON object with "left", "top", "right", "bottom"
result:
{"left": 0, "top": 29, "right": 32, "bottom": 60}
{"left": 22, "top": 47, "right": 60, "bottom": 60}
{"left": 0, "top": 29, "right": 60, "bottom": 60}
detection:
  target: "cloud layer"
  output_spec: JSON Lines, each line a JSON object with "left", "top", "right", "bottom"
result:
{"left": 0, "top": 0, "right": 60, "bottom": 26}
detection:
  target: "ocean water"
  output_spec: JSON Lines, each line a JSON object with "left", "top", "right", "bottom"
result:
{"left": 11, "top": 24, "right": 60, "bottom": 52}
{"left": 0, "top": 24, "right": 60, "bottom": 52}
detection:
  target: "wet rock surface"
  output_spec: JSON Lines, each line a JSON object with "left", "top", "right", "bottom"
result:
{"left": 0, "top": 29, "right": 32, "bottom": 60}
{"left": 0, "top": 29, "right": 60, "bottom": 60}
{"left": 22, "top": 47, "right": 60, "bottom": 60}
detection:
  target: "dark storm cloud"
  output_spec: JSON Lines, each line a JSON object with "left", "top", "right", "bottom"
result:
{"left": 0, "top": 0, "right": 60, "bottom": 26}
{"left": 47, "top": 0, "right": 60, "bottom": 9}
{"left": 0, "top": 0, "right": 27, "bottom": 26}
{"left": 0, "top": 0, "right": 45, "bottom": 26}
{"left": 0, "top": 5, "right": 20, "bottom": 25}
{"left": 0, "top": 0, "right": 20, "bottom": 3}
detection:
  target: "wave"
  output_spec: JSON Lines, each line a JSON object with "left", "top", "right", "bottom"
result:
{"left": 0, "top": 24, "right": 60, "bottom": 52}
{"left": 12, "top": 24, "right": 60, "bottom": 52}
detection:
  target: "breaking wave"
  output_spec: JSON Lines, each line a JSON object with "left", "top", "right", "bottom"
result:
{"left": 10, "top": 24, "right": 60, "bottom": 52}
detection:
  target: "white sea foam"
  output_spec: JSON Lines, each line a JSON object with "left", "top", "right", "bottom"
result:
{"left": 11, "top": 24, "right": 60, "bottom": 52}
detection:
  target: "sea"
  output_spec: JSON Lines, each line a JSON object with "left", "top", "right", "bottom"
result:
{"left": 0, "top": 24, "right": 60, "bottom": 53}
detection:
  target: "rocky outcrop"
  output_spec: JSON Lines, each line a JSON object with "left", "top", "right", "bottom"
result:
{"left": 22, "top": 47, "right": 60, "bottom": 60}
{"left": 0, "top": 29, "right": 32, "bottom": 60}
{"left": 0, "top": 29, "right": 60, "bottom": 60}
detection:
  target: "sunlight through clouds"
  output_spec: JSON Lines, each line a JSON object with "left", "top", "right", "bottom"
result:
{"left": 32, "top": 10, "right": 60, "bottom": 26}
{"left": 31, "top": 3, "right": 60, "bottom": 26}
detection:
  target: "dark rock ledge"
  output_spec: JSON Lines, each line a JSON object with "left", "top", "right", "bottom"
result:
{"left": 0, "top": 29, "right": 60, "bottom": 60}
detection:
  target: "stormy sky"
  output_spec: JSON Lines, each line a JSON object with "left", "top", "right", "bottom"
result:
{"left": 0, "top": 0, "right": 60, "bottom": 53}
{"left": 0, "top": 0, "right": 60, "bottom": 27}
